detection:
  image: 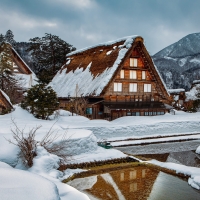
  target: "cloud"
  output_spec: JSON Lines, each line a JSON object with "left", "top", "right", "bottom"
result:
{"left": 0, "top": 0, "right": 200, "bottom": 54}
{"left": 0, "top": 9, "right": 57, "bottom": 30}
{"left": 47, "top": 0, "right": 97, "bottom": 10}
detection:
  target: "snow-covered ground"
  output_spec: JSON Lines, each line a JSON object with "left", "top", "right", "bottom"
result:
{"left": 0, "top": 106, "right": 126, "bottom": 200}
{"left": 1, "top": 105, "right": 200, "bottom": 199}
{"left": 56, "top": 110, "right": 200, "bottom": 142}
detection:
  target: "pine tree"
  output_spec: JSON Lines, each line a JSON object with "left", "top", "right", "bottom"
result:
{"left": 21, "top": 83, "right": 59, "bottom": 119}
{"left": 0, "top": 34, "right": 5, "bottom": 44}
{"left": 0, "top": 42, "right": 22, "bottom": 103}
{"left": 5, "top": 30, "right": 16, "bottom": 47}
{"left": 27, "top": 33, "right": 76, "bottom": 83}
{"left": 0, "top": 42, "right": 14, "bottom": 90}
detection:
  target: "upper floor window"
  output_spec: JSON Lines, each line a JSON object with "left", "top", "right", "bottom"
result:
{"left": 130, "top": 58, "right": 138, "bottom": 67}
{"left": 142, "top": 71, "right": 146, "bottom": 80}
{"left": 129, "top": 83, "right": 137, "bottom": 92}
{"left": 130, "top": 70, "right": 137, "bottom": 79}
{"left": 144, "top": 83, "right": 151, "bottom": 92}
{"left": 120, "top": 70, "right": 124, "bottom": 79}
{"left": 114, "top": 82, "right": 122, "bottom": 92}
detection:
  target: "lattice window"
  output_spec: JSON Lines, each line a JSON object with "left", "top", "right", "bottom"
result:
{"left": 144, "top": 84, "right": 151, "bottom": 92}
{"left": 130, "top": 70, "right": 137, "bottom": 79}
{"left": 130, "top": 58, "right": 137, "bottom": 67}
{"left": 129, "top": 83, "right": 137, "bottom": 92}
{"left": 114, "top": 83, "right": 122, "bottom": 92}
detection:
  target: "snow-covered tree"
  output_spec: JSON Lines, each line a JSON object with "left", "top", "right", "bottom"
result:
{"left": 0, "top": 42, "right": 23, "bottom": 103}
{"left": 5, "top": 30, "right": 16, "bottom": 47}
{"left": 21, "top": 83, "right": 59, "bottom": 119}
{"left": 0, "top": 42, "right": 14, "bottom": 90}
{"left": 27, "top": 33, "right": 76, "bottom": 83}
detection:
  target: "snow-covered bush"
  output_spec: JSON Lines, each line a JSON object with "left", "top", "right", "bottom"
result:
{"left": 7, "top": 121, "right": 71, "bottom": 167}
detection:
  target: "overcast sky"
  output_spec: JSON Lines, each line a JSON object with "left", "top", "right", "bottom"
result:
{"left": 0, "top": 0, "right": 200, "bottom": 55}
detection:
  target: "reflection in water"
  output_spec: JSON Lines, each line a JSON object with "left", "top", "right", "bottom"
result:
{"left": 68, "top": 166, "right": 200, "bottom": 200}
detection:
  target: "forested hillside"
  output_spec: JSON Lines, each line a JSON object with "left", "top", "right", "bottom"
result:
{"left": 153, "top": 33, "right": 200, "bottom": 91}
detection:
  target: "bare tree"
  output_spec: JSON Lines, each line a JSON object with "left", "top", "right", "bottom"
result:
{"left": 67, "top": 84, "right": 88, "bottom": 116}
{"left": 6, "top": 119, "right": 71, "bottom": 167}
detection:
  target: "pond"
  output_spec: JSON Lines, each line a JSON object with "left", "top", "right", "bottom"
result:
{"left": 68, "top": 166, "right": 200, "bottom": 200}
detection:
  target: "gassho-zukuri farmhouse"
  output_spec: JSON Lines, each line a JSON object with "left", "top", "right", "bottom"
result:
{"left": 49, "top": 35, "right": 172, "bottom": 120}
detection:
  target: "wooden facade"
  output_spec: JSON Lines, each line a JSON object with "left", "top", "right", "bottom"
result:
{"left": 52, "top": 36, "right": 170, "bottom": 120}
{"left": 0, "top": 90, "right": 13, "bottom": 114}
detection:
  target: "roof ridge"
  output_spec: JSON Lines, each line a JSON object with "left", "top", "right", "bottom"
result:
{"left": 67, "top": 35, "right": 139, "bottom": 57}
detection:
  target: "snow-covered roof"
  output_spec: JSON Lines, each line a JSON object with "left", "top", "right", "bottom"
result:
{"left": 168, "top": 88, "right": 185, "bottom": 94}
{"left": 15, "top": 73, "right": 38, "bottom": 89}
{"left": 193, "top": 80, "right": 200, "bottom": 84}
{"left": 186, "top": 83, "right": 200, "bottom": 101}
{"left": 67, "top": 35, "right": 139, "bottom": 57}
{"left": 0, "top": 89, "right": 13, "bottom": 108}
{"left": 11, "top": 47, "right": 35, "bottom": 75}
{"left": 50, "top": 35, "right": 141, "bottom": 97}
{"left": 50, "top": 35, "right": 169, "bottom": 100}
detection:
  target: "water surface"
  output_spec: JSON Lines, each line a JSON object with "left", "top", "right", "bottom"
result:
{"left": 68, "top": 166, "right": 200, "bottom": 200}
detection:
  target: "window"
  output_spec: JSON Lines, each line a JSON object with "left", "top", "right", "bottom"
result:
{"left": 120, "top": 173, "right": 124, "bottom": 181}
{"left": 142, "top": 169, "right": 146, "bottom": 178}
{"left": 144, "top": 112, "right": 149, "bottom": 116}
{"left": 86, "top": 108, "right": 92, "bottom": 115}
{"left": 130, "top": 58, "right": 137, "bottom": 67}
{"left": 130, "top": 171, "right": 136, "bottom": 180}
{"left": 130, "top": 183, "right": 137, "bottom": 192}
{"left": 142, "top": 71, "right": 146, "bottom": 79}
{"left": 136, "top": 112, "right": 140, "bottom": 116}
{"left": 120, "top": 70, "right": 124, "bottom": 78}
{"left": 144, "top": 84, "right": 151, "bottom": 92}
{"left": 130, "top": 70, "right": 137, "bottom": 79}
{"left": 114, "top": 83, "right": 122, "bottom": 92}
{"left": 129, "top": 83, "right": 137, "bottom": 92}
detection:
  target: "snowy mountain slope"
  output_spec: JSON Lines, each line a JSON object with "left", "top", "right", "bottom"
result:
{"left": 155, "top": 33, "right": 200, "bottom": 58}
{"left": 153, "top": 33, "right": 200, "bottom": 90}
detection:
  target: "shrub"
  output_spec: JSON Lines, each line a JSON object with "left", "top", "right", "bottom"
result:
{"left": 21, "top": 83, "right": 59, "bottom": 119}
{"left": 7, "top": 120, "right": 70, "bottom": 167}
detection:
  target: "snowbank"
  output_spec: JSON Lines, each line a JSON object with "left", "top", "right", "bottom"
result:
{"left": 0, "top": 161, "right": 60, "bottom": 200}
{"left": 62, "top": 130, "right": 97, "bottom": 156}
{"left": 58, "top": 111, "right": 200, "bottom": 141}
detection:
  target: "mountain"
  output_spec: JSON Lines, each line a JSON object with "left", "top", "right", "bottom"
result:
{"left": 153, "top": 33, "right": 200, "bottom": 91}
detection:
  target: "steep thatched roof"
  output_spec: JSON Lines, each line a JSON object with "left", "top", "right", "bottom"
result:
{"left": 0, "top": 42, "right": 37, "bottom": 88}
{"left": 50, "top": 35, "right": 169, "bottom": 100}
{"left": 50, "top": 35, "right": 143, "bottom": 97}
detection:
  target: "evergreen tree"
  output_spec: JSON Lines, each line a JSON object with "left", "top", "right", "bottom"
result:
{"left": 27, "top": 33, "right": 76, "bottom": 83}
{"left": 0, "top": 34, "right": 5, "bottom": 44}
{"left": 5, "top": 30, "right": 16, "bottom": 47}
{"left": 21, "top": 83, "right": 59, "bottom": 119}
{"left": 0, "top": 42, "right": 22, "bottom": 104}
{"left": 0, "top": 42, "right": 14, "bottom": 90}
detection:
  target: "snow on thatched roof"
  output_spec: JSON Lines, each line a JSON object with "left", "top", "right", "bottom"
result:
{"left": 168, "top": 89, "right": 185, "bottom": 94}
{"left": 50, "top": 35, "right": 141, "bottom": 97}
{"left": 50, "top": 35, "right": 169, "bottom": 99}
